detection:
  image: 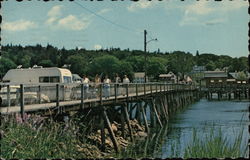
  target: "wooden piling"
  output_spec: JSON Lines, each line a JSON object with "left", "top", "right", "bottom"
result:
{"left": 141, "top": 101, "right": 149, "bottom": 133}
{"left": 149, "top": 100, "right": 155, "bottom": 128}
{"left": 100, "top": 114, "right": 106, "bottom": 152}
{"left": 151, "top": 98, "right": 163, "bottom": 128}
{"left": 158, "top": 97, "right": 167, "bottom": 122}
{"left": 7, "top": 85, "right": 10, "bottom": 107}
{"left": 120, "top": 107, "right": 125, "bottom": 138}
{"left": 135, "top": 102, "right": 142, "bottom": 124}
{"left": 122, "top": 103, "right": 134, "bottom": 142}
{"left": 102, "top": 107, "right": 120, "bottom": 153}
{"left": 80, "top": 84, "right": 84, "bottom": 110}
{"left": 129, "top": 102, "right": 138, "bottom": 120}
{"left": 20, "top": 84, "right": 24, "bottom": 119}
{"left": 37, "top": 85, "right": 41, "bottom": 104}
{"left": 56, "top": 84, "right": 59, "bottom": 107}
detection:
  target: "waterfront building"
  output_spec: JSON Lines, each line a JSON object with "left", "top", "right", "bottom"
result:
{"left": 159, "top": 72, "right": 177, "bottom": 83}
{"left": 204, "top": 71, "right": 228, "bottom": 86}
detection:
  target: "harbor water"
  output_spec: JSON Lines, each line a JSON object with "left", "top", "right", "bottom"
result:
{"left": 121, "top": 99, "right": 249, "bottom": 158}
{"left": 159, "top": 99, "right": 249, "bottom": 158}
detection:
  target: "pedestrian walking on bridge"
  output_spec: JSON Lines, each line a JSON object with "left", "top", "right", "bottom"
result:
{"left": 103, "top": 75, "right": 111, "bottom": 99}
{"left": 122, "top": 75, "right": 130, "bottom": 96}
{"left": 83, "top": 75, "right": 90, "bottom": 99}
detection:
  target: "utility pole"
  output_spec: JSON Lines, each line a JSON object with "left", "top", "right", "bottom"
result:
{"left": 143, "top": 30, "right": 157, "bottom": 83}
{"left": 144, "top": 30, "right": 147, "bottom": 83}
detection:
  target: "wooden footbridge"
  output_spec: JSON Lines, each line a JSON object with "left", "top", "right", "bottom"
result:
{"left": 0, "top": 83, "right": 198, "bottom": 114}
{"left": 0, "top": 83, "right": 199, "bottom": 152}
{"left": 1, "top": 82, "right": 249, "bottom": 152}
{"left": 205, "top": 84, "right": 250, "bottom": 100}
{"left": 0, "top": 82, "right": 199, "bottom": 152}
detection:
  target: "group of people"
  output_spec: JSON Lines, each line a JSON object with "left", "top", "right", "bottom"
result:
{"left": 82, "top": 74, "right": 130, "bottom": 99}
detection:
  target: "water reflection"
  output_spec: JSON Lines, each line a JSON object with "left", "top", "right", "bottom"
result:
{"left": 118, "top": 99, "right": 249, "bottom": 158}
{"left": 161, "top": 99, "right": 249, "bottom": 158}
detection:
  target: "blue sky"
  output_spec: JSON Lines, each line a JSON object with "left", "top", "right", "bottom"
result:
{"left": 1, "top": 0, "right": 248, "bottom": 57}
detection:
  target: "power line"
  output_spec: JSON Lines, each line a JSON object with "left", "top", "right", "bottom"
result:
{"left": 74, "top": 1, "right": 142, "bottom": 34}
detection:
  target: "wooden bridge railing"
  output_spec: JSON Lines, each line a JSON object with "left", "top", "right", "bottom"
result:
{"left": 0, "top": 82, "right": 197, "bottom": 108}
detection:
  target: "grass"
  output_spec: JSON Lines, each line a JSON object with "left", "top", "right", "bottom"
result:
{"left": 183, "top": 127, "right": 248, "bottom": 158}
{"left": 0, "top": 114, "right": 101, "bottom": 159}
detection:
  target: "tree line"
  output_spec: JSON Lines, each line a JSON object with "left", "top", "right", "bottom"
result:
{"left": 0, "top": 44, "right": 248, "bottom": 81}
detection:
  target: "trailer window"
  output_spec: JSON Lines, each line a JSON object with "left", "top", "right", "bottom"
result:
{"left": 39, "top": 77, "right": 49, "bottom": 83}
{"left": 63, "top": 76, "right": 72, "bottom": 83}
{"left": 50, "top": 77, "right": 60, "bottom": 83}
{"left": 39, "top": 76, "right": 59, "bottom": 83}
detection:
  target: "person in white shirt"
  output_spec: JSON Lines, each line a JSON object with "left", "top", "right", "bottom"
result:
{"left": 83, "top": 75, "right": 90, "bottom": 99}
{"left": 122, "top": 75, "right": 130, "bottom": 96}
{"left": 115, "top": 73, "right": 121, "bottom": 95}
{"left": 123, "top": 75, "right": 130, "bottom": 83}
{"left": 103, "top": 75, "right": 111, "bottom": 99}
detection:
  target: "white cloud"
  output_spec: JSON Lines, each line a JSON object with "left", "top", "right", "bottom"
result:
{"left": 47, "top": 5, "right": 63, "bottom": 17}
{"left": 2, "top": 19, "right": 37, "bottom": 31}
{"left": 45, "top": 5, "right": 90, "bottom": 31}
{"left": 184, "top": 1, "right": 213, "bottom": 16}
{"left": 94, "top": 44, "right": 102, "bottom": 50}
{"left": 220, "top": 0, "right": 248, "bottom": 12}
{"left": 179, "top": 0, "right": 248, "bottom": 26}
{"left": 204, "top": 18, "right": 225, "bottom": 26}
{"left": 57, "top": 15, "right": 90, "bottom": 31}
{"left": 127, "top": 0, "right": 158, "bottom": 12}
{"left": 98, "top": 8, "right": 112, "bottom": 14}
{"left": 46, "top": 17, "right": 57, "bottom": 25}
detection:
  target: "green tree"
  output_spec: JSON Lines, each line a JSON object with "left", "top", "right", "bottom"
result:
{"left": 236, "top": 71, "right": 247, "bottom": 80}
{"left": 206, "top": 61, "right": 216, "bottom": 71}
{"left": 147, "top": 58, "right": 166, "bottom": 80}
{"left": 0, "top": 58, "right": 17, "bottom": 79}
{"left": 38, "top": 59, "right": 55, "bottom": 67}
{"left": 125, "top": 56, "right": 145, "bottom": 72}
{"left": 66, "top": 55, "right": 87, "bottom": 76}
{"left": 119, "top": 61, "right": 134, "bottom": 80}
{"left": 86, "top": 55, "right": 120, "bottom": 79}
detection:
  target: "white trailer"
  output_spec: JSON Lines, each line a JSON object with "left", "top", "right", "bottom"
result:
{"left": 0, "top": 67, "right": 75, "bottom": 107}
{"left": 2, "top": 66, "right": 72, "bottom": 84}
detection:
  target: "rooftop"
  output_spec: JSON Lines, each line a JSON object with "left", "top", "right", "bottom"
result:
{"left": 204, "top": 71, "right": 228, "bottom": 78}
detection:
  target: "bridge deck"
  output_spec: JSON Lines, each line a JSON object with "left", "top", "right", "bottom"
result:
{"left": 1, "top": 89, "right": 178, "bottom": 114}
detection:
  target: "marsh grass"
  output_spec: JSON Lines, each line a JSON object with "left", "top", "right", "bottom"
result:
{"left": 183, "top": 127, "right": 248, "bottom": 158}
{"left": 0, "top": 114, "right": 100, "bottom": 159}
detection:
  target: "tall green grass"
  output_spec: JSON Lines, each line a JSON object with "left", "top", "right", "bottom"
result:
{"left": 0, "top": 114, "right": 101, "bottom": 159}
{"left": 183, "top": 127, "right": 248, "bottom": 158}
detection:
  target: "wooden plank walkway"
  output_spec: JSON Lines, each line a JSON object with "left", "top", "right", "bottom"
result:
{"left": 0, "top": 89, "right": 171, "bottom": 114}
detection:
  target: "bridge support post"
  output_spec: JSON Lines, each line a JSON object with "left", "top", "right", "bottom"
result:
{"left": 7, "top": 85, "right": 10, "bottom": 107}
{"left": 244, "top": 87, "right": 247, "bottom": 99}
{"left": 122, "top": 103, "right": 134, "bottom": 142}
{"left": 102, "top": 107, "right": 120, "bottom": 153}
{"left": 100, "top": 115, "right": 106, "bottom": 152}
{"left": 159, "top": 97, "right": 168, "bottom": 122}
{"left": 120, "top": 107, "right": 125, "bottom": 138}
{"left": 141, "top": 101, "right": 149, "bottom": 133}
{"left": 238, "top": 88, "right": 241, "bottom": 100}
{"left": 20, "top": 84, "right": 24, "bottom": 120}
{"left": 37, "top": 85, "right": 41, "bottom": 104}
{"left": 80, "top": 84, "right": 84, "bottom": 110}
{"left": 164, "top": 95, "right": 169, "bottom": 119}
{"left": 149, "top": 100, "right": 155, "bottom": 128}
{"left": 56, "top": 84, "right": 59, "bottom": 107}
{"left": 135, "top": 102, "right": 142, "bottom": 125}
{"left": 151, "top": 98, "right": 163, "bottom": 128}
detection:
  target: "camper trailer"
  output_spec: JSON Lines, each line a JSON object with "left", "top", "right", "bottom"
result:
{"left": 2, "top": 66, "right": 72, "bottom": 84}
{"left": 0, "top": 66, "right": 74, "bottom": 107}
